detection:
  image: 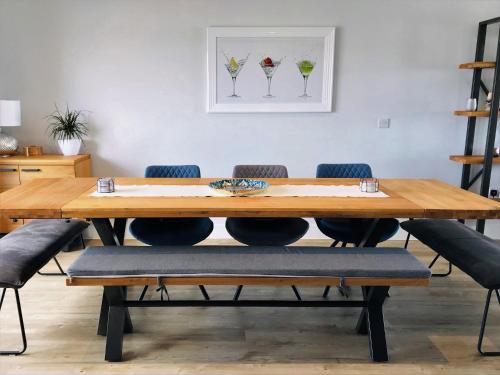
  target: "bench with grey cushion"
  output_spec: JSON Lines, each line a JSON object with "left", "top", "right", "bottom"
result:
{"left": 0, "top": 219, "right": 89, "bottom": 355}
{"left": 400, "top": 219, "right": 500, "bottom": 356}
{"left": 67, "top": 245, "right": 430, "bottom": 362}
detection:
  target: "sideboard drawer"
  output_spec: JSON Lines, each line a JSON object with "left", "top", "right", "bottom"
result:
{"left": 19, "top": 165, "right": 75, "bottom": 182}
{"left": 0, "top": 164, "right": 20, "bottom": 187}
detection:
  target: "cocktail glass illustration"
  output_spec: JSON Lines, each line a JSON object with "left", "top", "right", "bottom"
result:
{"left": 259, "top": 56, "right": 283, "bottom": 98}
{"left": 296, "top": 59, "right": 316, "bottom": 97}
{"left": 223, "top": 53, "right": 249, "bottom": 97}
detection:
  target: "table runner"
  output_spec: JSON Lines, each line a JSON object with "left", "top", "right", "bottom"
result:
{"left": 90, "top": 184, "right": 388, "bottom": 198}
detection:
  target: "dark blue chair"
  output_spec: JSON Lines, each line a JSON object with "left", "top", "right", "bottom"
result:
{"left": 316, "top": 163, "right": 399, "bottom": 297}
{"left": 225, "top": 165, "right": 309, "bottom": 300}
{"left": 129, "top": 165, "right": 213, "bottom": 300}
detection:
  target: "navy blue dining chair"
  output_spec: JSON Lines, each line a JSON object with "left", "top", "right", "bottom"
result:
{"left": 316, "top": 163, "right": 399, "bottom": 297}
{"left": 225, "top": 165, "right": 309, "bottom": 300}
{"left": 129, "top": 165, "right": 214, "bottom": 300}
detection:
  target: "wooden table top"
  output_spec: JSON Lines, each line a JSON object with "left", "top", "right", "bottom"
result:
{"left": 1, "top": 177, "right": 499, "bottom": 219}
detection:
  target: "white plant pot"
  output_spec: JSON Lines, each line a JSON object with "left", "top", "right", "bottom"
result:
{"left": 58, "top": 139, "right": 82, "bottom": 156}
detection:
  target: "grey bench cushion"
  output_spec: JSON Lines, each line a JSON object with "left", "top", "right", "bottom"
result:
{"left": 400, "top": 219, "right": 500, "bottom": 289}
{"left": 0, "top": 219, "right": 89, "bottom": 288}
{"left": 67, "top": 246, "right": 431, "bottom": 279}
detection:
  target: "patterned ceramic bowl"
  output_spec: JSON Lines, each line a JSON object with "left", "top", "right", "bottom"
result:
{"left": 208, "top": 178, "right": 269, "bottom": 196}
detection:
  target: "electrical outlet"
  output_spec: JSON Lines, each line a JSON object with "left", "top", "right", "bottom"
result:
{"left": 377, "top": 118, "right": 391, "bottom": 128}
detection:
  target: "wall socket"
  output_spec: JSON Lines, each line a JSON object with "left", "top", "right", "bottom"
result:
{"left": 378, "top": 118, "right": 391, "bottom": 128}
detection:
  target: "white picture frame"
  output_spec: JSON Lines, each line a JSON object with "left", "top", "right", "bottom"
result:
{"left": 207, "top": 27, "right": 335, "bottom": 113}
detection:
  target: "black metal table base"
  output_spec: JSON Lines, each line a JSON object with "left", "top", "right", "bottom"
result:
{"left": 101, "top": 285, "right": 390, "bottom": 363}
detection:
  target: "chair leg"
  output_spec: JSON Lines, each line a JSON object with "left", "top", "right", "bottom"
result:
{"left": 478, "top": 289, "right": 500, "bottom": 356}
{"left": 198, "top": 285, "right": 210, "bottom": 300}
{"left": 138, "top": 285, "right": 149, "bottom": 301}
{"left": 37, "top": 256, "right": 66, "bottom": 276}
{"left": 330, "top": 240, "right": 340, "bottom": 247}
{"left": 404, "top": 233, "right": 411, "bottom": 249}
{"left": 428, "top": 254, "right": 452, "bottom": 277}
{"left": 0, "top": 289, "right": 27, "bottom": 356}
{"left": 322, "top": 286, "right": 331, "bottom": 298}
{"left": 341, "top": 242, "right": 347, "bottom": 247}
{"left": 291, "top": 286, "right": 302, "bottom": 301}
{"left": 233, "top": 285, "right": 243, "bottom": 300}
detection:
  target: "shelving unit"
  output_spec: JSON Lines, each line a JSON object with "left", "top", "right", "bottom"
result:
{"left": 449, "top": 16, "right": 500, "bottom": 233}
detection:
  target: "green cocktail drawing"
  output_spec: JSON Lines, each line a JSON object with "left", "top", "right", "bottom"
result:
{"left": 296, "top": 59, "right": 316, "bottom": 97}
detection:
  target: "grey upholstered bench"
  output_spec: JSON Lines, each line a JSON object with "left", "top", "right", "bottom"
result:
{"left": 400, "top": 219, "right": 500, "bottom": 356}
{"left": 67, "top": 245, "right": 431, "bottom": 362}
{"left": 0, "top": 219, "right": 89, "bottom": 355}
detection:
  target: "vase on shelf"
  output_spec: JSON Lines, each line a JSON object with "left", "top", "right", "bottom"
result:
{"left": 58, "top": 139, "right": 81, "bottom": 156}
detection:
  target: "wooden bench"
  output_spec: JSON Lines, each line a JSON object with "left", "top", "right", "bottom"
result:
{"left": 66, "top": 245, "right": 430, "bottom": 362}
{"left": 0, "top": 219, "right": 89, "bottom": 355}
{"left": 401, "top": 219, "right": 500, "bottom": 356}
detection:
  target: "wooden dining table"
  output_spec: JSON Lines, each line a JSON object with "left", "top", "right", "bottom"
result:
{"left": 2, "top": 176, "right": 499, "bottom": 362}
{"left": 2, "top": 176, "right": 500, "bottom": 246}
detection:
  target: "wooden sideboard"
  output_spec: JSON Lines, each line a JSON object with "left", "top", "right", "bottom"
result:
{"left": 0, "top": 154, "right": 92, "bottom": 233}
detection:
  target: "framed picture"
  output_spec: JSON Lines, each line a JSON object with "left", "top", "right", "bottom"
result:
{"left": 207, "top": 27, "right": 335, "bottom": 113}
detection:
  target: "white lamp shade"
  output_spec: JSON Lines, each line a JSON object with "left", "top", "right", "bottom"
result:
{"left": 0, "top": 100, "right": 21, "bottom": 127}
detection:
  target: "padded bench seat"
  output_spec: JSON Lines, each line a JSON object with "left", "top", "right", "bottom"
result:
{"left": 1, "top": 219, "right": 89, "bottom": 289}
{"left": 67, "top": 246, "right": 430, "bottom": 280}
{"left": 0, "top": 219, "right": 89, "bottom": 356}
{"left": 400, "top": 219, "right": 500, "bottom": 289}
{"left": 67, "top": 245, "right": 430, "bottom": 363}
{"left": 400, "top": 219, "right": 500, "bottom": 356}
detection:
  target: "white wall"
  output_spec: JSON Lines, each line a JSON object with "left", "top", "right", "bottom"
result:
{"left": 1, "top": 0, "right": 500, "bottom": 239}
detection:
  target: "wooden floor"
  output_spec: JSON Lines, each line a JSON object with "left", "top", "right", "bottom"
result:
{"left": 1, "top": 239, "right": 499, "bottom": 375}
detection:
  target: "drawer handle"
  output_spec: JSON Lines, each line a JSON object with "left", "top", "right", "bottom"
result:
{"left": 0, "top": 168, "right": 17, "bottom": 172}
{"left": 21, "top": 168, "right": 42, "bottom": 172}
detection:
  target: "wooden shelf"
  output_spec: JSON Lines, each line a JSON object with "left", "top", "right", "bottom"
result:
{"left": 449, "top": 155, "right": 500, "bottom": 165}
{"left": 459, "top": 61, "right": 496, "bottom": 69}
{"left": 454, "top": 110, "right": 494, "bottom": 117}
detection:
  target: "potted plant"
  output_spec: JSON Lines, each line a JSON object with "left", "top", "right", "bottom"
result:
{"left": 46, "top": 105, "right": 88, "bottom": 156}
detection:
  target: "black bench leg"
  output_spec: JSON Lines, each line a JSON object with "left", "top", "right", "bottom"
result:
{"left": 37, "top": 256, "right": 66, "bottom": 276}
{"left": 0, "top": 289, "right": 27, "bottom": 356}
{"left": 291, "top": 286, "right": 302, "bottom": 301}
{"left": 428, "top": 254, "right": 452, "bottom": 277}
{"left": 478, "top": 289, "right": 500, "bottom": 356}
{"left": 104, "top": 286, "right": 128, "bottom": 362}
{"left": 233, "top": 285, "right": 243, "bottom": 300}
{"left": 366, "top": 286, "right": 389, "bottom": 362}
{"left": 199, "top": 285, "right": 210, "bottom": 300}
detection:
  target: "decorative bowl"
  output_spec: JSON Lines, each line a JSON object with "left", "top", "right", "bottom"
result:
{"left": 208, "top": 178, "right": 269, "bottom": 196}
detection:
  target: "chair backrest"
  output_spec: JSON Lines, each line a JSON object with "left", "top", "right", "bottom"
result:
{"left": 145, "top": 165, "right": 201, "bottom": 178}
{"left": 233, "top": 165, "right": 288, "bottom": 178}
{"left": 316, "top": 164, "right": 372, "bottom": 178}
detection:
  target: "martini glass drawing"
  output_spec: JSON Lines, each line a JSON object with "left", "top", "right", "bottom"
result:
{"left": 223, "top": 53, "right": 249, "bottom": 97}
{"left": 296, "top": 59, "right": 316, "bottom": 97}
{"left": 259, "top": 56, "right": 283, "bottom": 98}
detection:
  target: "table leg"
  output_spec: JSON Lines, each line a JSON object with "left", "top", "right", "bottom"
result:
{"left": 104, "top": 286, "right": 126, "bottom": 362}
{"left": 366, "top": 286, "right": 390, "bottom": 362}
{"left": 356, "top": 286, "right": 370, "bottom": 334}
{"left": 91, "top": 218, "right": 132, "bottom": 336}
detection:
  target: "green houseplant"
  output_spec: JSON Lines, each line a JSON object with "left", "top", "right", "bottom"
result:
{"left": 46, "top": 105, "right": 88, "bottom": 156}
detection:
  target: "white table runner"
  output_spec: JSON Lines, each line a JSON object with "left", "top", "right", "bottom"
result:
{"left": 90, "top": 185, "right": 388, "bottom": 198}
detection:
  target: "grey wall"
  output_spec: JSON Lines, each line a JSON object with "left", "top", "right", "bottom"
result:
{"left": 1, "top": 0, "right": 500, "bottom": 238}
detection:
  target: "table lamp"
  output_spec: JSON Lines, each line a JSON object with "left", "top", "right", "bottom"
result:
{"left": 0, "top": 100, "right": 21, "bottom": 156}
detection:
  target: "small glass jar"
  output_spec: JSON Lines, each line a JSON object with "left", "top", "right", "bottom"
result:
{"left": 360, "top": 178, "right": 379, "bottom": 193}
{"left": 97, "top": 177, "right": 115, "bottom": 193}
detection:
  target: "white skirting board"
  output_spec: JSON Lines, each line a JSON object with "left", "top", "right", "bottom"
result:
{"left": 82, "top": 218, "right": 500, "bottom": 241}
